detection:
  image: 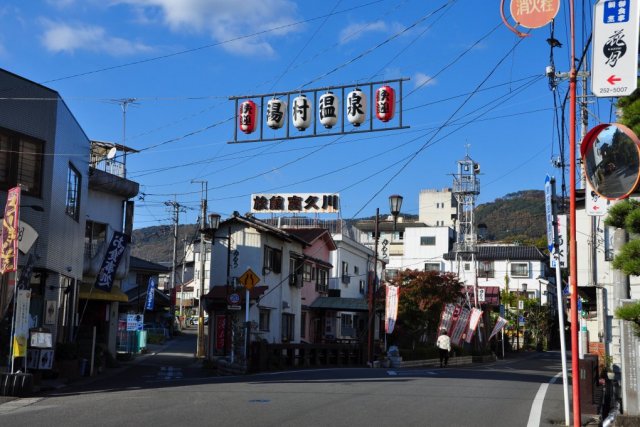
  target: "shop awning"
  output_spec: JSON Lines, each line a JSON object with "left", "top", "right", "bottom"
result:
{"left": 79, "top": 284, "right": 129, "bottom": 303}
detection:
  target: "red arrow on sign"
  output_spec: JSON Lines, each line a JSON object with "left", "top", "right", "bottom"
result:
{"left": 607, "top": 75, "right": 622, "bottom": 85}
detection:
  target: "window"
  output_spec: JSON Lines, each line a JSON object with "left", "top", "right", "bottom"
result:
{"left": 481, "top": 261, "right": 495, "bottom": 278}
{"left": 0, "top": 128, "right": 44, "bottom": 196}
{"left": 289, "top": 257, "right": 303, "bottom": 286}
{"left": 303, "top": 263, "right": 312, "bottom": 282}
{"left": 85, "top": 221, "right": 107, "bottom": 257}
{"left": 424, "top": 262, "right": 440, "bottom": 272}
{"left": 342, "top": 261, "right": 349, "bottom": 276}
{"left": 300, "top": 312, "right": 307, "bottom": 338}
{"left": 259, "top": 309, "right": 270, "bottom": 331}
{"left": 353, "top": 266, "right": 359, "bottom": 275}
{"left": 282, "top": 313, "right": 294, "bottom": 342}
{"left": 420, "top": 236, "right": 436, "bottom": 246}
{"left": 359, "top": 280, "right": 365, "bottom": 294}
{"left": 264, "top": 246, "right": 282, "bottom": 274}
{"left": 65, "top": 164, "right": 81, "bottom": 220}
{"left": 341, "top": 261, "right": 350, "bottom": 285}
{"left": 316, "top": 268, "right": 328, "bottom": 293}
{"left": 510, "top": 262, "right": 529, "bottom": 277}
{"left": 341, "top": 313, "right": 354, "bottom": 337}
{"left": 464, "top": 263, "right": 470, "bottom": 271}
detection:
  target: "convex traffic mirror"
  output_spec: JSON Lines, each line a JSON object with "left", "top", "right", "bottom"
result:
{"left": 580, "top": 123, "right": 640, "bottom": 200}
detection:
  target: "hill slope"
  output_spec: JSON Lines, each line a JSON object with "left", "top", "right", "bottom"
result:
{"left": 474, "top": 190, "right": 545, "bottom": 243}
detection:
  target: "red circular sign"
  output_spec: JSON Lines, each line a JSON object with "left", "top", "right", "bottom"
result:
{"left": 510, "top": 0, "right": 560, "bottom": 29}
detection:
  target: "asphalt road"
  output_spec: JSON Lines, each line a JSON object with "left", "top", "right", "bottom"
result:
{"left": 0, "top": 329, "right": 579, "bottom": 427}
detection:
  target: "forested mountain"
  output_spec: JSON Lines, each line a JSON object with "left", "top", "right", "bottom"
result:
{"left": 474, "top": 190, "right": 546, "bottom": 245}
{"left": 131, "top": 224, "right": 199, "bottom": 265}
{"left": 131, "top": 190, "right": 548, "bottom": 264}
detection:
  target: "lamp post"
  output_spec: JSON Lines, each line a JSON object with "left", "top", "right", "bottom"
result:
{"left": 368, "top": 195, "right": 402, "bottom": 366}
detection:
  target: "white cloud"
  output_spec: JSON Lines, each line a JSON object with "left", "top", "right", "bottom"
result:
{"left": 338, "top": 20, "right": 388, "bottom": 45}
{"left": 116, "top": 0, "right": 300, "bottom": 56}
{"left": 41, "top": 21, "right": 152, "bottom": 56}
{"left": 414, "top": 72, "right": 436, "bottom": 89}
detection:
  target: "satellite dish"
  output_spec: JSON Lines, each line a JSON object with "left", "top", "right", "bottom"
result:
{"left": 106, "top": 147, "right": 117, "bottom": 159}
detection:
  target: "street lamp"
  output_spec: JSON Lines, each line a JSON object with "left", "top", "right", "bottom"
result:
{"left": 389, "top": 194, "right": 403, "bottom": 231}
{"left": 368, "top": 194, "right": 402, "bottom": 366}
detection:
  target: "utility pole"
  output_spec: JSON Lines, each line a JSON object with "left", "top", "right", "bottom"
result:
{"left": 192, "top": 180, "right": 208, "bottom": 358}
{"left": 164, "top": 197, "right": 185, "bottom": 330}
{"left": 180, "top": 237, "right": 188, "bottom": 318}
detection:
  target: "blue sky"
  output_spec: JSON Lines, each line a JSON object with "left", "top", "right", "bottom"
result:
{"left": 1, "top": 0, "right": 612, "bottom": 228}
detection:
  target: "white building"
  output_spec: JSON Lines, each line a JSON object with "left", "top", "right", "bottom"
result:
{"left": 205, "top": 213, "right": 307, "bottom": 357}
{"left": 419, "top": 188, "right": 458, "bottom": 227}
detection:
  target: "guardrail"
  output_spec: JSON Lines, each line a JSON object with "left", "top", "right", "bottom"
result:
{"left": 250, "top": 342, "right": 365, "bottom": 372}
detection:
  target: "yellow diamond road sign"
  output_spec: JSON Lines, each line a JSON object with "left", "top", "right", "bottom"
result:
{"left": 239, "top": 268, "right": 260, "bottom": 290}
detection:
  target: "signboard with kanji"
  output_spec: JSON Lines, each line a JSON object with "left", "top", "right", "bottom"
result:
{"left": 510, "top": 0, "right": 561, "bottom": 28}
{"left": 591, "top": 0, "right": 640, "bottom": 97}
{"left": 251, "top": 193, "right": 339, "bottom": 214}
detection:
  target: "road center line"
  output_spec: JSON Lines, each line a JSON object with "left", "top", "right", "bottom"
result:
{"left": 527, "top": 372, "right": 562, "bottom": 427}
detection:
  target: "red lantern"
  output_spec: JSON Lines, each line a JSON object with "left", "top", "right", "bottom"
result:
{"left": 375, "top": 86, "right": 395, "bottom": 122}
{"left": 239, "top": 100, "right": 257, "bottom": 134}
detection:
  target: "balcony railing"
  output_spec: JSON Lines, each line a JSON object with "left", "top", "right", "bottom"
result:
{"left": 90, "top": 158, "right": 126, "bottom": 178}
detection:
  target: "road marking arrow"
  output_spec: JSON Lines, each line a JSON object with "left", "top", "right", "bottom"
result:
{"left": 607, "top": 75, "right": 622, "bottom": 85}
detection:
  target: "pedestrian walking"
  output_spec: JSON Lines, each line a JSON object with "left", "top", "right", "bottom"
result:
{"left": 437, "top": 329, "right": 451, "bottom": 367}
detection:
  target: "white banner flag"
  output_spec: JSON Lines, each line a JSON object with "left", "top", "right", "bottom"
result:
{"left": 385, "top": 285, "right": 399, "bottom": 334}
{"left": 465, "top": 308, "right": 483, "bottom": 343}
{"left": 489, "top": 316, "right": 508, "bottom": 341}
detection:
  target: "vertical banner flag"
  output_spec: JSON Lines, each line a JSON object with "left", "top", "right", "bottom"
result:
{"left": 385, "top": 285, "right": 399, "bottom": 334}
{"left": 450, "top": 307, "right": 471, "bottom": 346}
{"left": 145, "top": 277, "right": 156, "bottom": 311}
{"left": 95, "top": 231, "right": 128, "bottom": 292}
{"left": 489, "top": 316, "right": 508, "bottom": 341}
{"left": 13, "top": 289, "right": 31, "bottom": 357}
{"left": 465, "top": 308, "right": 484, "bottom": 343}
{"left": 1, "top": 186, "right": 21, "bottom": 274}
{"left": 438, "top": 303, "right": 456, "bottom": 334}
{"left": 17, "top": 253, "right": 36, "bottom": 290}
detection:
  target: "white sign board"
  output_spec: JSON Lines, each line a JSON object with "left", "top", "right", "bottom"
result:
{"left": 586, "top": 179, "right": 612, "bottom": 216}
{"left": 591, "top": 0, "right": 640, "bottom": 97}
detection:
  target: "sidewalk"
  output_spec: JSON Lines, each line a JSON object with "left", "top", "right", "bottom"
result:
{"left": 37, "top": 341, "right": 171, "bottom": 393}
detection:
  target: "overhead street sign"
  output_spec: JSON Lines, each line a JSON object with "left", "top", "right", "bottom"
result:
{"left": 591, "top": 0, "right": 640, "bottom": 98}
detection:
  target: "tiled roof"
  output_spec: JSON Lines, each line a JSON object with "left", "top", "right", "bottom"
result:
{"left": 282, "top": 228, "right": 337, "bottom": 251}
{"left": 129, "top": 256, "right": 172, "bottom": 273}
{"left": 443, "top": 245, "right": 547, "bottom": 261}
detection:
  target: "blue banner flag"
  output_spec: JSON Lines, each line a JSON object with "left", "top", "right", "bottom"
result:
{"left": 145, "top": 278, "right": 155, "bottom": 311}
{"left": 95, "top": 231, "right": 128, "bottom": 292}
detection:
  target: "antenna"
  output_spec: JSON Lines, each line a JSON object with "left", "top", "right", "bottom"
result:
{"left": 106, "top": 147, "right": 117, "bottom": 159}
